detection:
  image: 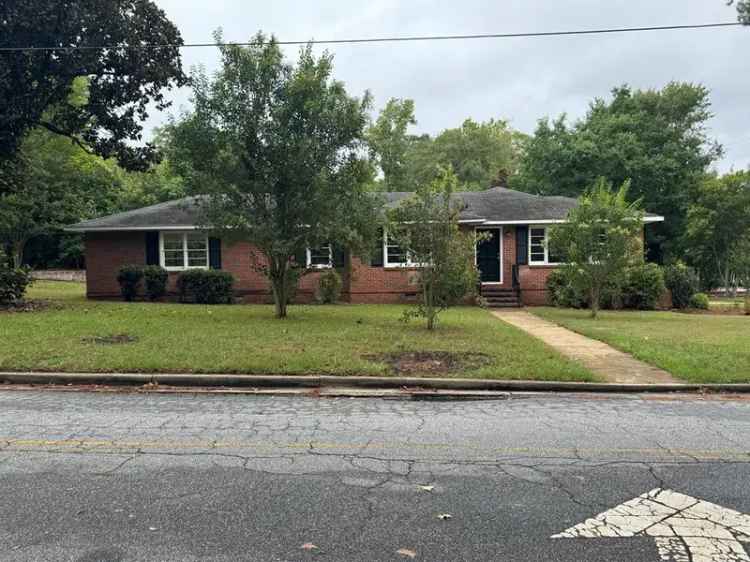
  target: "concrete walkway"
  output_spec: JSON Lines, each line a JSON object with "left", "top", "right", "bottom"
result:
{"left": 492, "top": 309, "right": 678, "bottom": 384}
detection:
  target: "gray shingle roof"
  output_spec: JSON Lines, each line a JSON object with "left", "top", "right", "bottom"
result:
{"left": 67, "top": 187, "right": 662, "bottom": 231}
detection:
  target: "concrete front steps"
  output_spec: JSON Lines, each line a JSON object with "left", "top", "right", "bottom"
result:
{"left": 481, "top": 286, "right": 521, "bottom": 308}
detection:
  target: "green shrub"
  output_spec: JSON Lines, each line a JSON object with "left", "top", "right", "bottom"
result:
{"left": 546, "top": 269, "right": 587, "bottom": 308}
{"left": 177, "top": 270, "right": 234, "bottom": 304}
{"left": 143, "top": 265, "right": 169, "bottom": 301}
{"left": 621, "top": 263, "right": 666, "bottom": 310}
{"left": 689, "top": 292, "right": 710, "bottom": 310}
{"left": 0, "top": 266, "right": 33, "bottom": 305}
{"left": 116, "top": 265, "right": 144, "bottom": 302}
{"left": 316, "top": 270, "right": 343, "bottom": 304}
{"left": 664, "top": 262, "right": 700, "bottom": 309}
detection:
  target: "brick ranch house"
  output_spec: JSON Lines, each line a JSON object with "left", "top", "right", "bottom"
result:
{"left": 67, "top": 185, "right": 664, "bottom": 306}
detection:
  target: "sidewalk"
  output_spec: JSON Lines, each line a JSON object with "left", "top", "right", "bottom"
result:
{"left": 491, "top": 310, "right": 678, "bottom": 384}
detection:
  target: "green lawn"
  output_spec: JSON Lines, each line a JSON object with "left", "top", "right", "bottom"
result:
{"left": 0, "top": 282, "right": 593, "bottom": 381}
{"left": 533, "top": 307, "right": 750, "bottom": 383}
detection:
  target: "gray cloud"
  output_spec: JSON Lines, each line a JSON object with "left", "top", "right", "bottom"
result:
{"left": 150, "top": 0, "right": 749, "bottom": 172}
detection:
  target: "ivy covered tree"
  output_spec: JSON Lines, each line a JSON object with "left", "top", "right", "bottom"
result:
{"left": 548, "top": 179, "right": 644, "bottom": 319}
{"left": 0, "top": 0, "right": 186, "bottom": 175}
{"left": 168, "top": 32, "right": 381, "bottom": 318}
{"left": 388, "top": 168, "right": 481, "bottom": 330}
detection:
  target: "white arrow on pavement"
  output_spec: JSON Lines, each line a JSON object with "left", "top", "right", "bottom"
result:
{"left": 551, "top": 488, "right": 750, "bottom": 561}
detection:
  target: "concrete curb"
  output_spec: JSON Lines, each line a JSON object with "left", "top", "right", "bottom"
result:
{"left": 1, "top": 372, "right": 749, "bottom": 394}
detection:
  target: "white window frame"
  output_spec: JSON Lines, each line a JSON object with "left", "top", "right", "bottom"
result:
{"left": 159, "top": 231, "right": 210, "bottom": 271}
{"left": 306, "top": 244, "right": 334, "bottom": 269}
{"left": 528, "top": 225, "right": 561, "bottom": 266}
{"left": 383, "top": 230, "right": 418, "bottom": 268}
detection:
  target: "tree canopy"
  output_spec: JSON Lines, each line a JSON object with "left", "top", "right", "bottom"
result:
{"left": 167, "top": 32, "right": 381, "bottom": 318}
{"left": 0, "top": 0, "right": 186, "bottom": 172}
{"left": 512, "top": 83, "right": 721, "bottom": 261}
{"left": 367, "top": 99, "right": 523, "bottom": 192}
{"left": 684, "top": 171, "right": 750, "bottom": 292}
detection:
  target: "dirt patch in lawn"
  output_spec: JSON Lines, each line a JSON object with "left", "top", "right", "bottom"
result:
{"left": 82, "top": 334, "right": 139, "bottom": 345}
{"left": 0, "top": 300, "right": 59, "bottom": 314}
{"left": 364, "top": 351, "right": 493, "bottom": 375}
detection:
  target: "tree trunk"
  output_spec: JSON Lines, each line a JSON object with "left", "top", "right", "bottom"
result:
{"left": 270, "top": 274, "right": 288, "bottom": 319}
{"left": 12, "top": 239, "right": 26, "bottom": 269}
{"left": 424, "top": 281, "right": 436, "bottom": 330}
{"left": 589, "top": 284, "right": 600, "bottom": 319}
{"left": 268, "top": 257, "right": 293, "bottom": 319}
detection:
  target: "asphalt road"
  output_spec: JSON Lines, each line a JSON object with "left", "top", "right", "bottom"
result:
{"left": 1, "top": 390, "right": 749, "bottom": 562}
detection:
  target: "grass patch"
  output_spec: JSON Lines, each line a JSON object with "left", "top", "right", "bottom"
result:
{"left": 0, "top": 282, "right": 594, "bottom": 381}
{"left": 533, "top": 307, "right": 750, "bottom": 383}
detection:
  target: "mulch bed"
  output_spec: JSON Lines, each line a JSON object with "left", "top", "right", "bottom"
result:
{"left": 364, "top": 351, "right": 493, "bottom": 375}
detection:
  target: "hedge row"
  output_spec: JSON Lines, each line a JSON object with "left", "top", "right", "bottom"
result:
{"left": 116, "top": 266, "right": 234, "bottom": 304}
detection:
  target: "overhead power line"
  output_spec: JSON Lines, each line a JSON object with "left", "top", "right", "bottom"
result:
{"left": 0, "top": 22, "right": 743, "bottom": 53}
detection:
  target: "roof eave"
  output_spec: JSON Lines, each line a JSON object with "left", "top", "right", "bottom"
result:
{"left": 64, "top": 225, "right": 200, "bottom": 233}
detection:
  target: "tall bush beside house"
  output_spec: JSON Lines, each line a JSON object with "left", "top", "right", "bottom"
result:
{"left": 388, "top": 168, "right": 481, "bottom": 330}
{"left": 664, "top": 262, "right": 700, "bottom": 309}
{"left": 0, "top": 265, "right": 33, "bottom": 305}
{"left": 621, "top": 263, "right": 666, "bottom": 310}
{"left": 316, "top": 270, "right": 343, "bottom": 304}
{"left": 548, "top": 178, "right": 644, "bottom": 319}
{"left": 116, "top": 265, "right": 144, "bottom": 302}
{"left": 177, "top": 270, "right": 234, "bottom": 304}
{"left": 143, "top": 265, "right": 168, "bottom": 301}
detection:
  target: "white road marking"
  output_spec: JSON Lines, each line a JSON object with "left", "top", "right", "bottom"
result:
{"left": 552, "top": 488, "right": 750, "bottom": 561}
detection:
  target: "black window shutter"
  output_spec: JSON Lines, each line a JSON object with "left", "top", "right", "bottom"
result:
{"left": 209, "top": 238, "right": 222, "bottom": 269}
{"left": 145, "top": 232, "right": 160, "bottom": 266}
{"left": 294, "top": 248, "right": 307, "bottom": 267}
{"left": 370, "top": 228, "right": 384, "bottom": 267}
{"left": 333, "top": 245, "right": 346, "bottom": 268}
{"left": 516, "top": 226, "right": 528, "bottom": 266}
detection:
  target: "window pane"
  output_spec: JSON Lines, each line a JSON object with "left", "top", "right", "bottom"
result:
{"left": 164, "top": 249, "right": 184, "bottom": 268}
{"left": 186, "top": 234, "right": 207, "bottom": 251}
{"left": 529, "top": 228, "right": 546, "bottom": 263}
{"left": 309, "top": 245, "right": 332, "bottom": 267}
{"left": 187, "top": 251, "right": 207, "bottom": 267}
{"left": 163, "top": 234, "right": 183, "bottom": 252}
{"left": 387, "top": 244, "right": 407, "bottom": 264}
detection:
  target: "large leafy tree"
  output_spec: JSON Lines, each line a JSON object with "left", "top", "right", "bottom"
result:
{"left": 0, "top": 0, "right": 186, "bottom": 175}
{"left": 683, "top": 171, "right": 750, "bottom": 293}
{"left": 513, "top": 83, "right": 721, "bottom": 261}
{"left": 0, "top": 128, "right": 124, "bottom": 267}
{"left": 366, "top": 100, "right": 523, "bottom": 192}
{"left": 548, "top": 179, "right": 644, "bottom": 319}
{"left": 388, "top": 168, "right": 481, "bottom": 330}
{"left": 366, "top": 98, "right": 417, "bottom": 191}
{"left": 169, "top": 33, "right": 380, "bottom": 318}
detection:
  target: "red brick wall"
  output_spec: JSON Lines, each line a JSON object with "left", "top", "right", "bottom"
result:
{"left": 518, "top": 265, "right": 556, "bottom": 306}
{"left": 85, "top": 234, "right": 341, "bottom": 303}
{"left": 85, "top": 232, "right": 146, "bottom": 298}
{"left": 84, "top": 227, "right": 560, "bottom": 305}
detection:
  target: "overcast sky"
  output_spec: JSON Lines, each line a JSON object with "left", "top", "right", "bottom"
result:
{"left": 151, "top": 0, "right": 749, "bottom": 173}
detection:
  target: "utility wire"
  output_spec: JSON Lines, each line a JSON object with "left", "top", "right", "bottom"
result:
{"left": 0, "top": 22, "right": 743, "bottom": 53}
